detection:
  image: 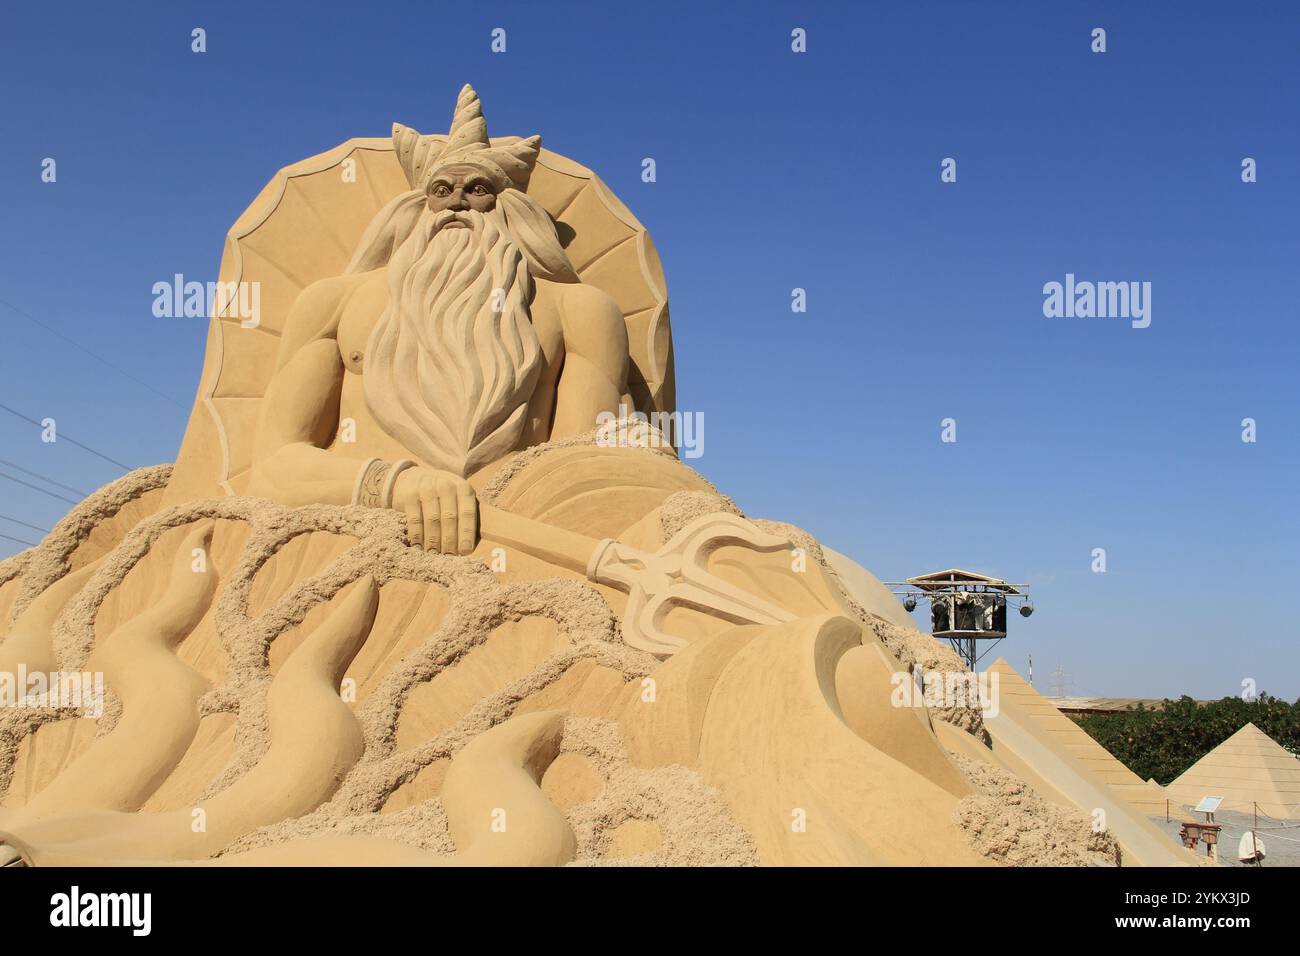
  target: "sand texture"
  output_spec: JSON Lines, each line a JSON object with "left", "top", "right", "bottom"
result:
{"left": 0, "top": 456, "right": 1149, "bottom": 867}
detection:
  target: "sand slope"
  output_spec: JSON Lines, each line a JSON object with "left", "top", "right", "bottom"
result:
{"left": 0, "top": 463, "right": 1133, "bottom": 867}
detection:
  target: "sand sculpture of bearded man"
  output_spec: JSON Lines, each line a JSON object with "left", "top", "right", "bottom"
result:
{"left": 250, "top": 84, "right": 631, "bottom": 553}
{"left": 0, "top": 84, "right": 1136, "bottom": 870}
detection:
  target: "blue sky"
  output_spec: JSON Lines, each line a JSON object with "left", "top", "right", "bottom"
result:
{"left": 1, "top": 0, "right": 1296, "bottom": 699}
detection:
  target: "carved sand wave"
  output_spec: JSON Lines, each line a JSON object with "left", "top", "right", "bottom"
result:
{"left": 0, "top": 463, "right": 1118, "bottom": 867}
{"left": 0, "top": 468, "right": 754, "bottom": 865}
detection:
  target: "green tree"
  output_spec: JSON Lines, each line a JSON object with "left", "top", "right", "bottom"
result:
{"left": 1074, "top": 694, "right": 1300, "bottom": 785}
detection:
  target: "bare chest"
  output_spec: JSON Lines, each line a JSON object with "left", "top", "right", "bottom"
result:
{"left": 336, "top": 274, "right": 388, "bottom": 375}
{"left": 334, "top": 274, "right": 565, "bottom": 374}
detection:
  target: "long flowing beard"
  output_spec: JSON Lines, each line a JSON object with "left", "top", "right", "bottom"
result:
{"left": 364, "top": 208, "right": 543, "bottom": 476}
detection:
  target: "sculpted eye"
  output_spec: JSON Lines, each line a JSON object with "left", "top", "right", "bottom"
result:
{"left": 431, "top": 184, "right": 451, "bottom": 197}
{"left": 471, "top": 184, "right": 490, "bottom": 196}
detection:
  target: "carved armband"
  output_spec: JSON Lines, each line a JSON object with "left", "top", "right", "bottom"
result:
{"left": 351, "top": 457, "right": 415, "bottom": 509}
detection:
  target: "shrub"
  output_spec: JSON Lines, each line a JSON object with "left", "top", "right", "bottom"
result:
{"left": 1073, "top": 694, "right": 1300, "bottom": 785}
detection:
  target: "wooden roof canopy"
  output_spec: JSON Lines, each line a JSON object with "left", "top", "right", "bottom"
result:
{"left": 903, "top": 569, "right": 1021, "bottom": 593}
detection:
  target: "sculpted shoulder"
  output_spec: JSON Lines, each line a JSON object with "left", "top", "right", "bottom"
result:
{"left": 279, "top": 272, "right": 378, "bottom": 356}
{"left": 557, "top": 282, "right": 627, "bottom": 359}
{"left": 559, "top": 281, "right": 619, "bottom": 312}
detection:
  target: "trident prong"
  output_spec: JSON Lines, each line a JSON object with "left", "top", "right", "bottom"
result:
{"left": 586, "top": 513, "right": 797, "bottom": 656}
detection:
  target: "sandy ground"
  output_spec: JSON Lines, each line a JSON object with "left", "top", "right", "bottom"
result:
{"left": 1148, "top": 808, "right": 1300, "bottom": 867}
{"left": 951, "top": 753, "right": 1120, "bottom": 866}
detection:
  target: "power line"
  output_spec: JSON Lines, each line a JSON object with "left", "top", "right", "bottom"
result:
{"left": 0, "top": 531, "right": 37, "bottom": 549}
{"left": 0, "top": 513, "right": 50, "bottom": 534}
{"left": 0, "top": 470, "right": 80, "bottom": 505}
{"left": 0, "top": 295, "right": 187, "bottom": 408}
{"left": 0, "top": 457, "right": 88, "bottom": 497}
{"left": 0, "top": 401, "right": 133, "bottom": 472}
{"left": 1049, "top": 664, "right": 1072, "bottom": 697}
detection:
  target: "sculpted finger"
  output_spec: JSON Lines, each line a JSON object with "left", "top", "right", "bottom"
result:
{"left": 456, "top": 480, "right": 477, "bottom": 556}
{"left": 420, "top": 477, "right": 440, "bottom": 552}
{"left": 403, "top": 496, "right": 423, "bottom": 549}
{"left": 437, "top": 476, "right": 458, "bottom": 556}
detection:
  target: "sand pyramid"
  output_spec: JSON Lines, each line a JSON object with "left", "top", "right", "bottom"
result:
{"left": 985, "top": 660, "right": 1169, "bottom": 816}
{"left": 956, "top": 660, "right": 1194, "bottom": 865}
{"left": 1167, "top": 723, "right": 1300, "bottom": 820}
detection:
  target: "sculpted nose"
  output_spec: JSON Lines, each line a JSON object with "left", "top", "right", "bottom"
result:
{"left": 449, "top": 189, "right": 469, "bottom": 210}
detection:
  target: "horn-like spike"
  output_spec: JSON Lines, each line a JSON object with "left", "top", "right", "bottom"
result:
{"left": 443, "top": 83, "right": 490, "bottom": 157}
{"left": 392, "top": 85, "right": 541, "bottom": 192}
{"left": 490, "top": 135, "right": 541, "bottom": 187}
{"left": 392, "top": 122, "right": 443, "bottom": 189}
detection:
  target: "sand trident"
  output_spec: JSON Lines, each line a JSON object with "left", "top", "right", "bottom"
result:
{"left": 479, "top": 504, "right": 795, "bottom": 656}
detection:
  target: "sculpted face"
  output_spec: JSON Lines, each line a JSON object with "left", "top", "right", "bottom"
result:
{"left": 426, "top": 164, "right": 498, "bottom": 230}
{"left": 349, "top": 88, "right": 583, "bottom": 475}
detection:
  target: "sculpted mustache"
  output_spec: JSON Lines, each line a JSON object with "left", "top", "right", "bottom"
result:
{"left": 433, "top": 209, "right": 475, "bottom": 230}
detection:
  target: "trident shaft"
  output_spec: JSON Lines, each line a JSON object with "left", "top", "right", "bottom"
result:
{"left": 479, "top": 504, "right": 795, "bottom": 656}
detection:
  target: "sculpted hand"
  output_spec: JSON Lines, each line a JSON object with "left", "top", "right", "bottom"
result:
{"left": 391, "top": 468, "right": 479, "bottom": 555}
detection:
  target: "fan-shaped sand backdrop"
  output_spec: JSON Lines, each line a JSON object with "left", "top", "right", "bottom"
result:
{"left": 0, "top": 133, "right": 1189, "bottom": 867}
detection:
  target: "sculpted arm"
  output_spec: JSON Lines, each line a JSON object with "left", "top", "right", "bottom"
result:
{"left": 249, "top": 278, "right": 365, "bottom": 506}
{"left": 249, "top": 275, "right": 479, "bottom": 555}
{"left": 550, "top": 284, "right": 630, "bottom": 438}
